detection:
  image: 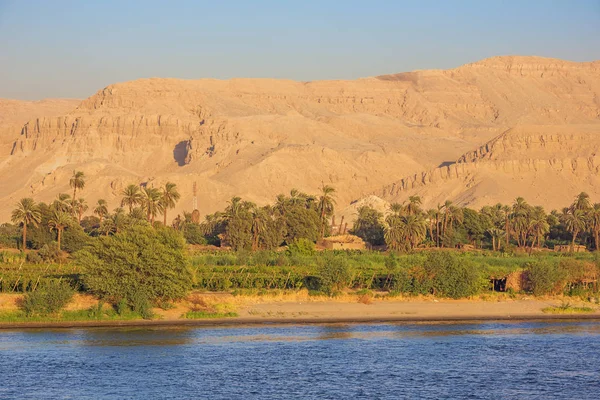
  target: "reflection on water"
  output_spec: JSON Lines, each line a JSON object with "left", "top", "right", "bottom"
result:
{"left": 1, "top": 321, "right": 600, "bottom": 399}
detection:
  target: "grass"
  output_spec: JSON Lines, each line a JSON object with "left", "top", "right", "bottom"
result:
{"left": 183, "top": 311, "right": 238, "bottom": 319}
{"left": 542, "top": 302, "right": 596, "bottom": 314}
{"left": 0, "top": 305, "right": 145, "bottom": 323}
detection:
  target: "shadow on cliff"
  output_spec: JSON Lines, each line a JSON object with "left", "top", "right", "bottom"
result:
{"left": 173, "top": 141, "right": 189, "bottom": 167}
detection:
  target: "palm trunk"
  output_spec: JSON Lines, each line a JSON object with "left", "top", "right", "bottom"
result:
{"left": 571, "top": 230, "right": 578, "bottom": 252}
{"left": 22, "top": 224, "right": 27, "bottom": 250}
{"left": 595, "top": 229, "right": 600, "bottom": 251}
{"left": 505, "top": 217, "right": 510, "bottom": 248}
{"left": 57, "top": 229, "right": 62, "bottom": 250}
{"left": 164, "top": 210, "right": 168, "bottom": 226}
{"left": 492, "top": 236, "right": 496, "bottom": 252}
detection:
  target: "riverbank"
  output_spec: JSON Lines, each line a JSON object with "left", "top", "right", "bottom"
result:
{"left": 1, "top": 292, "right": 599, "bottom": 329}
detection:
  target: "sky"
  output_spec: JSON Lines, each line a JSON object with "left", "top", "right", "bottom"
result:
{"left": 0, "top": 0, "right": 599, "bottom": 100}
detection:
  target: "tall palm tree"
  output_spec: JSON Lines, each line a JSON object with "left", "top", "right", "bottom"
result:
{"left": 69, "top": 171, "right": 85, "bottom": 214}
{"left": 317, "top": 185, "right": 336, "bottom": 239}
{"left": 403, "top": 214, "right": 427, "bottom": 250}
{"left": 588, "top": 203, "right": 600, "bottom": 251}
{"left": 502, "top": 204, "right": 511, "bottom": 248}
{"left": 571, "top": 192, "right": 591, "bottom": 212}
{"left": 160, "top": 182, "right": 181, "bottom": 226}
{"left": 406, "top": 196, "right": 422, "bottom": 216}
{"left": 48, "top": 210, "right": 73, "bottom": 250}
{"left": 225, "top": 196, "right": 244, "bottom": 220}
{"left": 11, "top": 198, "right": 41, "bottom": 250}
{"left": 73, "top": 198, "right": 88, "bottom": 223}
{"left": 528, "top": 206, "right": 549, "bottom": 249}
{"left": 562, "top": 209, "right": 588, "bottom": 252}
{"left": 250, "top": 206, "right": 268, "bottom": 250}
{"left": 141, "top": 187, "right": 163, "bottom": 224}
{"left": 121, "top": 184, "right": 143, "bottom": 214}
{"left": 389, "top": 202, "right": 406, "bottom": 216}
{"left": 53, "top": 193, "right": 73, "bottom": 213}
{"left": 93, "top": 199, "right": 109, "bottom": 223}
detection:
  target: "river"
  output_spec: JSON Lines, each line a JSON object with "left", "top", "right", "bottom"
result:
{"left": 1, "top": 321, "right": 599, "bottom": 399}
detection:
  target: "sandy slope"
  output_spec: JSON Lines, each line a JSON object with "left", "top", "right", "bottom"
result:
{"left": 0, "top": 56, "right": 599, "bottom": 222}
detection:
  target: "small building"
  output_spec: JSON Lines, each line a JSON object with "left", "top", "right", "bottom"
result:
{"left": 318, "top": 234, "right": 366, "bottom": 251}
{"left": 554, "top": 244, "right": 587, "bottom": 253}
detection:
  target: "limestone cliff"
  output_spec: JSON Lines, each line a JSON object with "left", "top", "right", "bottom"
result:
{"left": 1, "top": 56, "right": 599, "bottom": 222}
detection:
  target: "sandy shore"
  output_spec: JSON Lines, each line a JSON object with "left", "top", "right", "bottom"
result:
{"left": 1, "top": 296, "right": 599, "bottom": 329}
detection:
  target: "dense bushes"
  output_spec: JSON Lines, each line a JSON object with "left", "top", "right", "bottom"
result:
{"left": 77, "top": 225, "right": 193, "bottom": 307}
{"left": 20, "top": 281, "right": 75, "bottom": 316}
{"left": 423, "top": 252, "right": 485, "bottom": 298}
{"left": 316, "top": 254, "right": 352, "bottom": 294}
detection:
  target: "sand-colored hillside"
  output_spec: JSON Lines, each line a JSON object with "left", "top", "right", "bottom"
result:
{"left": 0, "top": 56, "right": 599, "bottom": 222}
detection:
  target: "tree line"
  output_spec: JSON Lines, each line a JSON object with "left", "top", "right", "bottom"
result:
{"left": 353, "top": 192, "right": 600, "bottom": 252}
{"left": 3, "top": 169, "right": 600, "bottom": 254}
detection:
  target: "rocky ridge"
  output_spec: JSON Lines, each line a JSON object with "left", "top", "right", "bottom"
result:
{"left": 1, "top": 56, "right": 599, "bottom": 222}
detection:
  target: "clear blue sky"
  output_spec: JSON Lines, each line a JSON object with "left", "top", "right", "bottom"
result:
{"left": 1, "top": 0, "right": 599, "bottom": 100}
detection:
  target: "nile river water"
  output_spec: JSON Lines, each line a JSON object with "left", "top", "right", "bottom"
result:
{"left": 1, "top": 321, "right": 599, "bottom": 399}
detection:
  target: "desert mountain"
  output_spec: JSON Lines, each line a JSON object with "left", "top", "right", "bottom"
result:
{"left": 1, "top": 56, "right": 599, "bottom": 223}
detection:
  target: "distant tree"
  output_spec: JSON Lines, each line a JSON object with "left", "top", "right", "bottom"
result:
{"left": 352, "top": 205, "right": 385, "bottom": 246}
{"left": 11, "top": 198, "right": 42, "bottom": 250}
{"left": 93, "top": 199, "right": 109, "bottom": 223}
{"left": 48, "top": 210, "right": 73, "bottom": 250}
{"left": 121, "top": 184, "right": 143, "bottom": 214}
{"left": 562, "top": 209, "right": 588, "bottom": 252}
{"left": 160, "top": 182, "right": 181, "bottom": 226}
{"left": 69, "top": 171, "right": 86, "bottom": 214}
{"left": 73, "top": 198, "right": 88, "bottom": 223}
{"left": 141, "top": 187, "right": 163, "bottom": 224}
{"left": 317, "top": 185, "right": 336, "bottom": 239}
{"left": 588, "top": 203, "right": 600, "bottom": 251}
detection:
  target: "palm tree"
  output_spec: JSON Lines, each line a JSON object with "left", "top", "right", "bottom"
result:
{"left": 502, "top": 204, "right": 511, "bottom": 248}
{"left": 250, "top": 206, "right": 268, "bottom": 250}
{"left": 384, "top": 215, "right": 405, "bottom": 252}
{"left": 588, "top": 203, "right": 600, "bottom": 251}
{"left": 160, "top": 182, "right": 181, "bottom": 226}
{"left": 48, "top": 210, "right": 73, "bottom": 250}
{"left": 73, "top": 198, "right": 88, "bottom": 223}
{"left": 52, "top": 193, "right": 73, "bottom": 213}
{"left": 487, "top": 228, "right": 505, "bottom": 251}
{"left": 403, "top": 214, "right": 427, "bottom": 249}
{"left": 69, "top": 171, "right": 85, "bottom": 214}
{"left": 528, "top": 206, "right": 549, "bottom": 249}
{"left": 121, "top": 184, "right": 143, "bottom": 214}
{"left": 406, "top": 196, "right": 422, "bottom": 216}
{"left": 317, "top": 185, "right": 336, "bottom": 239}
{"left": 572, "top": 192, "right": 591, "bottom": 212}
{"left": 93, "top": 199, "right": 109, "bottom": 223}
{"left": 141, "top": 187, "right": 163, "bottom": 224}
{"left": 562, "top": 209, "right": 588, "bottom": 252}
{"left": 11, "top": 198, "right": 41, "bottom": 250}
{"left": 389, "top": 202, "right": 405, "bottom": 216}
{"left": 426, "top": 209, "right": 437, "bottom": 244}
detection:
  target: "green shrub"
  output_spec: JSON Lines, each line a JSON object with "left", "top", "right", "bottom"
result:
{"left": 287, "top": 238, "right": 315, "bottom": 256}
{"left": 423, "top": 252, "right": 485, "bottom": 298}
{"left": 317, "top": 254, "right": 351, "bottom": 295}
{"left": 26, "top": 251, "right": 43, "bottom": 264}
{"left": 77, "top": 225, "right": 193, "bottom": 306}
{"left": 183, "top": 223, "right": 208, "bottom": 245}
{"left": 527, "top": 260, "right": 568, "bottom": 296}
{"left": 20, "top": 281, "right": 75, "bottom": 316}
{"left": 61, "top": 225, "right": 91, "bottom": 253}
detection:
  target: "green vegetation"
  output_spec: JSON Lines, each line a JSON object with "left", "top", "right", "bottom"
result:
{"left": 20, "top": 281, "right": 75, "bottom": 316}
{"left": 183, "top": 311, "right": 238, "bottom": 319}
{"left": 542, "top": 301, "right": 595, "bottom": 314}
{"left": 2, "top": 172, "right": 600, "bottom": 323}
{"left": 77, "top": 225, "right": 193, "bottom": 310}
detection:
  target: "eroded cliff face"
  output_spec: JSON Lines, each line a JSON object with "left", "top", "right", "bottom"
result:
{"left": 1, "top": 56, "right": 599, "bottom": 221}
{"left": 380, "top": 125, "right": 600, "bottom": 211}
